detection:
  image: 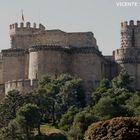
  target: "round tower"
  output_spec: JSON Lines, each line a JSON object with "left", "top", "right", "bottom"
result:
{"left": 28, "top": 45, "right": 70, "bottom": 80}
{"left": 114, "top": 20, "right": 140, "bottom": 90}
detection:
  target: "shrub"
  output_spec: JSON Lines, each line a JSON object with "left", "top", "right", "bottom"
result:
{"left": 85, "top": 117, "right": 140, "bottom": 140}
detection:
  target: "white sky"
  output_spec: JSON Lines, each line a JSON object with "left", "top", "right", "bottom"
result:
{"left": 0, "top": 0, "right": 140, "bottom": 55}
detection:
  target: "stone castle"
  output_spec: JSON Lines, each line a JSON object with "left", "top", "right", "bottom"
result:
{"left": 0, "top": 20, "right": 139, "bottom": 97}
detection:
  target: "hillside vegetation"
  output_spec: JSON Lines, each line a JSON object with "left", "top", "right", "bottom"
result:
{"left": 0, "top": 70, "right": 139, "bottom": 140}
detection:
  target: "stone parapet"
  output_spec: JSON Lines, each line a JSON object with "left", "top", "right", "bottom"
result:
{"left": 5, "top": 79, "right": 38, "bottom": 94}
{"left": 10, "top": 22, "right": 45, "bottom": 36}
{"left": 121, "top": 20, "right": 140, "bottom": 28}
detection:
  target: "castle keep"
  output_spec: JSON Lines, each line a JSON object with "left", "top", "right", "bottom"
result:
{"left": 0, "top": 20, "right": 139, "bottom": 97}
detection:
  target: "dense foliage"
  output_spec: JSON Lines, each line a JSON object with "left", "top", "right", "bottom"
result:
{"left": 84, "top": 117, "right": 140, "bottom": 140}
{"left": 0, "top": 70, "right": 139, "bottom": 140}
{"left": 0, "top": 74, "right": 85, "bottom": 139}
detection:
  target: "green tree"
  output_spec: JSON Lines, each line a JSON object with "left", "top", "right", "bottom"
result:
{"left": 38, "top": 74, "right": 86, "bottom": 125}
{"left": 58, "top": 106, "right": 79, "bottom": 131}
{"left": 112, "top": 69, "right": 133, "bottom": 89}
{"left": 93, "top": 96, "right": 127, "bottom": 120}
{"left": 68, "top": 108, "right": 98, "bottom": 140}
{"left": 125, "top": 93, "right": 140, "bottom": 116}
{"left": 59, "top": 78, "right": 86, "bottom": 110}
{"left": 0, "top": 120, "right": 24, "bottom": 140}
{"left": 0, "top": 90, "right": 24, "bottom": 128}
{"left": 16, "top": 104, "right": 41, "bottom": 140}
{"left": 91, "top": 78, "right": 110, "bottom": 105}
{"left": 39, "top": 75, "right": 62, "bottom": 125}
{"left": 39, "top": 75, "right": 51, "bottom": 88}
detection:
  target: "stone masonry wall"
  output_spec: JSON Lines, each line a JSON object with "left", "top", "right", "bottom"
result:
{"left": 121, "top": 20, "right": 140, "bottom": 48}
{"left": 10, "top": 22, "right": 97, "bottom": 49}
{"left": 71, "top": 49, "right": 105, "bottom": 91}
{"left": 2, "top": 49, "right": 28, "bottom": 83}
{"left": 5, "top": 79, "right": 38, "bottom": 94}
{"left": 28, "top": 45, "right": 106, "bottom": 92}
{"left": 29, "top": 46, "right": 71, "bottom": 80}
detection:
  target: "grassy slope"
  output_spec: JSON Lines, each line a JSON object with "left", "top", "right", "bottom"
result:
{"left": 40, "top": 124, "right": 64, "bottom": 135}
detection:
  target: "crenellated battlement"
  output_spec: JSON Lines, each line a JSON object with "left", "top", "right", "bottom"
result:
{"left": 5, "top": 79, "right": 38, "bottom": 94}
{"left": 10, "top": 22, "right": 45, "bottom": 36}
{"left": 121, "top": 20, "right": 140, "bottom": 28}
{"left": 120, "top": 20, "right": 140, "bottom": 48}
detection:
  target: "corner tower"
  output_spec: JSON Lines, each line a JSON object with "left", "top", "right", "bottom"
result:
{"left": 9, "top": 22, "right": 45, "bottom": 49}
{"left": 114, "top": 20, "right": 140, "bottom": 89}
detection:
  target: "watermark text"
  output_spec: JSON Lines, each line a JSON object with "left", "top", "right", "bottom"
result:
{"left": 116, "top": 1, "right": 140, "bottom": 7}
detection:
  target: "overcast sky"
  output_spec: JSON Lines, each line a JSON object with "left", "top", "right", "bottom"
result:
{"left": 0, "top": 0, "right": 140, "bottom": 55}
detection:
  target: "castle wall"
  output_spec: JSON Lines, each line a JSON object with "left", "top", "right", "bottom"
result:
{"left": 29, "top": 46, "right": 71, "bottom": 80}
{"left": 104, "top": 56, "right": 118, "bottom": 80}
{"left": 134, "top": 25, "right": 140, "bottom": 48}
{"left": 10, "top": 22, "right": 97, "bottom": 49}
{"left": 5, "top": 79, "right": 38, "bottom": 94}
{"left": 71, "top": 48, "right": 105, "bottom": 91}
{"left": 24, "top": 53, "right": 29, "bottom": 79}
{"left": 67, "top": 32, "right": 97, "bottom": 48}
{"left": 2, "top": 49, "right": 28, "bottom": 82}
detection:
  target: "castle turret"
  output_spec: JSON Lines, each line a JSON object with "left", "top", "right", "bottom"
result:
{"left": 114, "top": 20, "right": 140, "bottom": 90}
{"left": 9, "top": 22, "right": 45, "bottom": 49}
{"left": 9, "top": 22, "right": 45, "bottom": 36}
{"left": 121, "top": 20, "right": 140, "bottom": 48}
